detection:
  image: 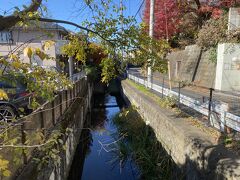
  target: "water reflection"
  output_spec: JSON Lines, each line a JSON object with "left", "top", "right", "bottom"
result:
{"left": 68, "top": 95, "right": 139, "bottom": 180}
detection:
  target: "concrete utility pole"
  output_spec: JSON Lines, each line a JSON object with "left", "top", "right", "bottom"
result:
{"left": 148, "top": 0, "right": 155, "bottom": 88}
{"left": 120, "top": 0, "right": 124, "bottom": 62}
{"left": 164, "top": 2, "right": 172, "bottom": 90}
{"left": 68, "top": 56, "right": 73, "bottom": 79}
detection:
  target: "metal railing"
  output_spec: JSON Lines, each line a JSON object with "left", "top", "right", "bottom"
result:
{"left": 127, "top": 70, "right": 240, "bottom": 133}
{"left": 70, "top": 71, "right": 86, "bottom": 82}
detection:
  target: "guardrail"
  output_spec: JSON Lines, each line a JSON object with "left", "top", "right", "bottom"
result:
{"left": 128, "top": 73, "right": 240, "bottom": 133}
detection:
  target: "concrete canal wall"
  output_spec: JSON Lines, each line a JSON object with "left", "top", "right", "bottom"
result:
{"left": 122, "top": 80, "right": 240, "bottom": 180}
{"left": 11, "top": 77, "right": 93, "bottom": 180}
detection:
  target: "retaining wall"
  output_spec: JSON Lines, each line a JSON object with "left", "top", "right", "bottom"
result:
{"left": 0, "top": 77, "right": 92, "bottom": 180}
{"left": 167, "top": 45, "right": 216, "bottom": 88}
{"left": 122, "top": 80, "right": 240, "bottom": 180}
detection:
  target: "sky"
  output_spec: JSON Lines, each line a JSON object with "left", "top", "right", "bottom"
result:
{"left": 0, "top": 0, "right": 144, "bottom": 31}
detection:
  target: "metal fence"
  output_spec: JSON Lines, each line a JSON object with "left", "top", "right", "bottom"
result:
{"left": 70, "top": 71, "right": 86, "bottom": 82}
{"left": 127, "top": 69, "right": 240, "bottom": 133}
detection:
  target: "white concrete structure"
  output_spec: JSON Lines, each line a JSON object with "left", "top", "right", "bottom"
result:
{"left": 0, "top": 22, "right": 69, "bottom": 69}
{"left": 228, "top": 8, "right": 240, "bottom": 31}
{"left": 215, "top": 43, "right": 240, "bottom": 91}
{"left": 215, "top": 8, "right": 240, "bottom": 92}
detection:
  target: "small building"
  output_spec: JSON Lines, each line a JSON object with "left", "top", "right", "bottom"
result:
{"left": 0, "top": 21, "right": 71, "bottom": 73}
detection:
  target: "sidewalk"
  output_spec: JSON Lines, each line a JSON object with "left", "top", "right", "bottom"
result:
{"left": 128, "top": 68, "right": 240, "bottom": 116}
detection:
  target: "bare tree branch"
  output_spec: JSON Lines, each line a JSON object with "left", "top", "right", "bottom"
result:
{"left": 37, "top": 17, "right": 115, "bottom": 45}
{"left": 0, "top": 0, "right": 42, "bottom": 30}
{"left": 0, "top": 0, "right": 116, "bottom": 45}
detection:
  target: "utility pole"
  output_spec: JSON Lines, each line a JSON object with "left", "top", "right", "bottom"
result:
{"left": 68, "top": 56, "right": 73, "bottom": 80}
{"left": 148, "top": 0, "right": 155, "bottom": 88}
{"left": 164, "top": 2, "right": 172, "bottom": 90}
{"left": 120, "top": 0, "right": 124, "bottom": 62}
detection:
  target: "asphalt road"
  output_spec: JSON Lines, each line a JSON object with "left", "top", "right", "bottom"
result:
{"left": 127, "top": 68, "right": 240, "bottom": 115}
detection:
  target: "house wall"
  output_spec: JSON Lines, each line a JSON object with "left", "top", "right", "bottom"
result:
{"left": 0, "top": 29, "right": 66, "bottom": 68}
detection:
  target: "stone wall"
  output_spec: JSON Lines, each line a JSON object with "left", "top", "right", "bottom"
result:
{"left": 194, "top": 50, "right": 216, "bottom": 88}
{"left": 167, "top": 45, "right": 216, "bottom": 88}
{"left": 122, "top": 80, "right": 240, "bottom": 179}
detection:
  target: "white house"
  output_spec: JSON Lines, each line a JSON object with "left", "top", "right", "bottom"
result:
{"left": 0, "top": 21, "right": 70, "bottom": 71}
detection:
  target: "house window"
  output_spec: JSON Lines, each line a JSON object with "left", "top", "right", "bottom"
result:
{"left": 0, "top": 31, "right": 12, "bottom": 44}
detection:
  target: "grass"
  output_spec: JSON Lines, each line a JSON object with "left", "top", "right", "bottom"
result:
{"left": 113, "top": 106, "right": 181, "bottom": 180}
{"left": 126, "top": 79, "right": 221, "bottom": 140}
{"left": 126, "top": 79, "right": 177, "bottom": 109}
{"left": 220, "top": 134, "right": 240, "bottom": 156}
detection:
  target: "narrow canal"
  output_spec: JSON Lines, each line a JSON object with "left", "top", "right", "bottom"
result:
{"left": 68, "top": 95, "right": 140, "bottom": 180}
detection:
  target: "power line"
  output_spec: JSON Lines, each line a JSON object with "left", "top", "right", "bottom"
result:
{"left": 134, "top": 0, "right": 145, "bottom": 19}
{"left": 127, "top": 0, "right": 145, "bottom": 28}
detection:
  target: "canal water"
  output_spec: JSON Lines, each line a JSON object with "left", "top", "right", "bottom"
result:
{"left": 68, "top": 95, "right": 140, "bottom": 180}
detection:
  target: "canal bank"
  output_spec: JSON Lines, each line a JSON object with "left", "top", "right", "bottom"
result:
{"left": 15, "top": 77, "right": 93, "bottom": 180}
{"left": 113, "top": 106, "right": 182, "bottom": 179}
{"left": 122, "top": 79, "right": 240, "bottom": 179}
{"left": 68, "top": 94, "right": 140, "bottom": 180}
{"left": 68, "top": 78, "right": 183, "bottom": 180}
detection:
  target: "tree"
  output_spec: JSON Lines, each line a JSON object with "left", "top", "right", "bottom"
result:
{"left": 143, "top": 0, "right": 240, "bottom": 43}
{"left": 143, "top": 0, "right": 181, "bottom": 40}
{"left": 0, "top": 1, "right": 173, "bottom": 177}
{"left": 0, "top": 0, "right": 131, "bottom": 164}
{"left": 0, "top": 0, "right": 42, "bottom": 30}
{"left": 179, "top": 0, "right": 240, "bottom": 21}
{"left": 86, "top": 43, "right": 107, "bottom": 65}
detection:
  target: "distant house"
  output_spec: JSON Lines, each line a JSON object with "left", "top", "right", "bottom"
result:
{"left": 0, "top": 22, "right": 71, "bottom": 72}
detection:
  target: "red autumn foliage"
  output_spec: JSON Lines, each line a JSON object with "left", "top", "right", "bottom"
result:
{"left": 143, "top": 0, "right": 240, "bottom": 40}
{"left": 197, "top": 0, "right": 240, "bottom": 18}
{"left": 143, "top": 0, "right": 181, "bottom": 40}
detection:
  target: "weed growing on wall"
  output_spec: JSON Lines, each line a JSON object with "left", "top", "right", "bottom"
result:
{"left": 126, "top": 80, "right": 177, "bottom": 109}
{"left": 113, "top": 106, "right": 177, "bottom": 179}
